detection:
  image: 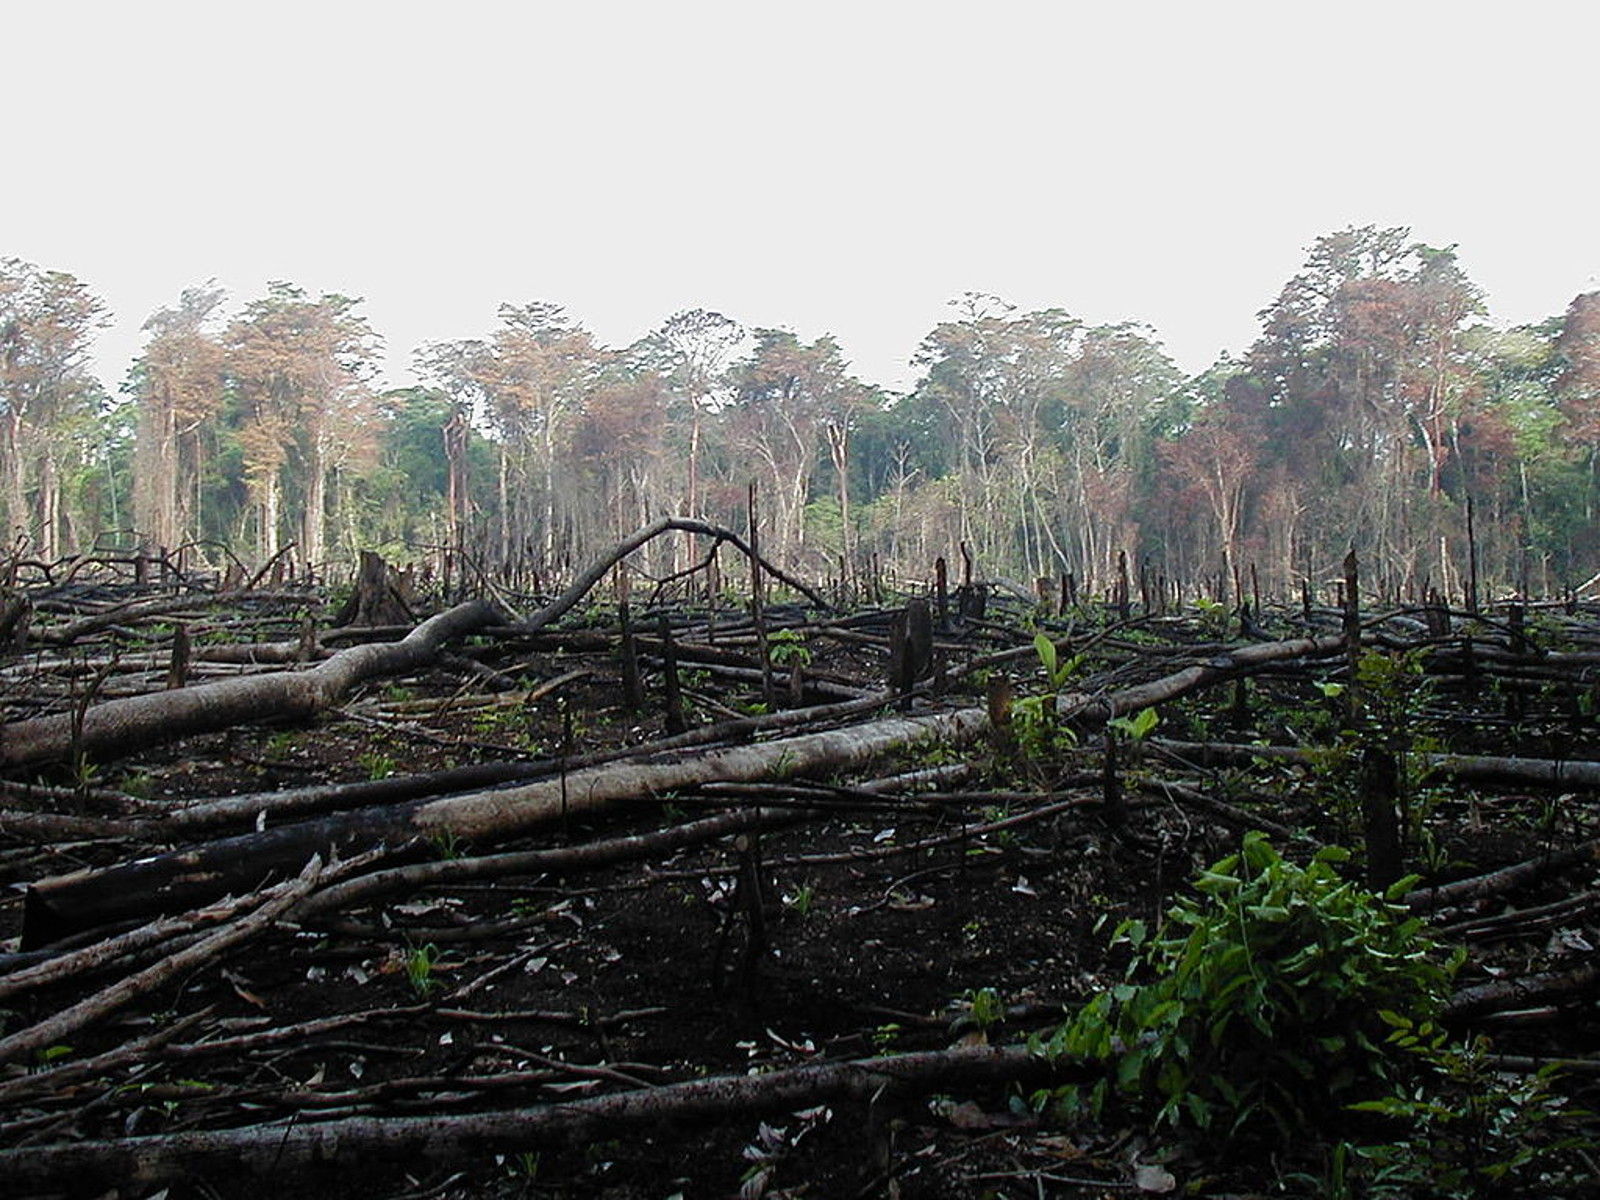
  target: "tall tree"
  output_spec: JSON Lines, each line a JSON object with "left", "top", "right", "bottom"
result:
{"left": 414, "top": 339, "right": 492, "bottom": 553}
{"left": 728, "top": 330, "right": 861, "bottom": 565}
{"left": 131, "top": 284, "right": 227, "bottom": 554}
{"left": 226, "top": 284, "right": 380, "bottom": 567}
{"left": 0, "top": 259, "right": 108, "bottom": 558}
{"left": 470, "top": 302, "right": 602, "bottom": 571}
{"left": 639, "top": 309, "right": 743, "bottom": 521}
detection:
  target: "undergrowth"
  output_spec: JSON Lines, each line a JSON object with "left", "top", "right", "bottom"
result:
{"left": 1032, "top": 833, "right": 1590, "bottom": 1195}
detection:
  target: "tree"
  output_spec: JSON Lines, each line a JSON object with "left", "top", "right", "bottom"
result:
{"left": 131, "top": 285, "right": 227, "bottom": 555}
{"left": 414, "top": 339, "right": 492, "bottom": 554}
{"left": 469, "top": 302, "right": 603, "bottom": 573}
{"left": 638, "top": 309, "right": 744, "bottom": 522}
{"left": 1161, "top": 404, "right": 1260, "bottom": 576}
{"left": 1239, "top": 228, "right": 1490, "bottom": 592}
{"left": 226, "top": 284, "right": 380, "bottom": 568}
{"left": 0, "top": 259, "right": 109, "bottom": 559}
{"left": 728, "top": 330, "right": 862, "bottom": 566}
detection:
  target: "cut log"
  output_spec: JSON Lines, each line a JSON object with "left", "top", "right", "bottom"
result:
{"left": 1056, "top": 635, "right": 1346, "bottom": 723}
{"left": 0, "top": 600, "right": 501, "bottom": 769}
{"left": 21, "top": 706, "right": 992, "bottom": 947}
{"left": 0, "top": 1043, "right": 1084, "bottom": 1192}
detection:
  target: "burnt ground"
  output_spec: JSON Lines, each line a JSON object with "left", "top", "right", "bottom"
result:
{"left": 3, "top": 594, "right": 1600, "bottom": 1198}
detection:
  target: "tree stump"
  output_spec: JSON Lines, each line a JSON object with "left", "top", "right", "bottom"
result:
{"left": 333, "top": 551, "right": 418, "bottom": 627}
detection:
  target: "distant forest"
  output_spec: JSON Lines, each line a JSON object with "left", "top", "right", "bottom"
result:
{"left": 2, "top": 225, "right": 1597, "bottom": 600}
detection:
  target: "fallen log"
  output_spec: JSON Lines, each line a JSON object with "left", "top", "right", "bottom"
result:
{"left": 1444, "top": 961, "right": 1600, "bottom": 1021}
{"left": 0, "top": 1043, "right": 1083, "bottom": 1191}
{"left": 22, "top": 628, "right": 1355, "bottom": 946}
{"left": 1406, "top": 838, "right": 1600, "bottom": 912}
{"left": 1056, "top": 635, "right": 1346, "bottom": 723}
{"left": 1152, "top": 738, "right": 1600, "bottom": 791}
{"left": 0, "top": 600, "right": 503, "bottom": 769}
{"left": 0, "top": 855, "right": 326, "bottom": 1066}
{"left": 21, "top": 706, "right": 992, "bottom": 947}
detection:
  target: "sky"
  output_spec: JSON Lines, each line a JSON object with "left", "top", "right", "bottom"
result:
{"left": 7, "top": 0, "right": 1598, "bottom": 396}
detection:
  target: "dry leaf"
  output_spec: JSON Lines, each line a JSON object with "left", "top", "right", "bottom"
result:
{"left": 1134, "top": 1164, "right": 1176, "bottom": 1193}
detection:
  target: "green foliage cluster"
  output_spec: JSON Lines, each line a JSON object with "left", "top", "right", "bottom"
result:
{"left": 1010, "top": 633, "right": 1084, "bottom": 759}
{"left": 10, "top": 228, "right": 1600, "bottom": 600}
{"left": 1336, "top": 1017, "right": 1589, "bottom": 1197}
{"left": 767, "top": 627, "right": 811, "bottom": 669}
{"left": 1035, "top": 834, "right": 1463, "bottom": 1142}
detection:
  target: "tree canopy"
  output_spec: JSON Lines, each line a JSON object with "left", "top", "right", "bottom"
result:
{"left": 4, "top": 228, "right": 1597, "bottom": 598}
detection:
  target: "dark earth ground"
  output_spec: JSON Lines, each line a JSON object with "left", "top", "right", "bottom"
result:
{"left": 4, "top": 603, "right": 1600, "bottom": 1199}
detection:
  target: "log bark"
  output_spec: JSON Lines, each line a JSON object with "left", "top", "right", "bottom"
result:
{"left": 22, "top": 706, "right": 992, "bottom": 947}
{"left": 1055, "top": 635, "right": 1346, "bottom": 723}
{"left": 0, "top": 1043, "right": 1083, "bottom": 1192}
{"left": 0, "top": 600, "right": 503, "bottom": 769}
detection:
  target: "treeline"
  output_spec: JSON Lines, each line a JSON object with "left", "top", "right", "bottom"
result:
{"left": 2, "top": 225, "right": 1597, "bottom": 598}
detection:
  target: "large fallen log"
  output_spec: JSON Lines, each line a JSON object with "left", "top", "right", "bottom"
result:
{"left": 0, "top": 1043, "right": 1084, "bottom": 1192}
{"left": 22, "top": 706, "right": 992, "bottom": 947}
{"left": 22, "top": 629, "right": 1354, "bottom": 947}
{"left": 1152, "top": 738, "right": 1600, "bottom": 791}
{"left": 1056, "top": 635, "right": 1346, "bottom": 722}
{"left": 0, "top": 600, "right": 503, "bottom": 769}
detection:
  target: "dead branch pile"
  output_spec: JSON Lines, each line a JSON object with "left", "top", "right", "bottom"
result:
{"left": 1, "top": 530, "right": 1597, "bottom": 1196}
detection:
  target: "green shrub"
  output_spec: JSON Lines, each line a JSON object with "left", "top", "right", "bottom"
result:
{"left": 1036, "top": 833, "right": 1463, "bottom": 1144}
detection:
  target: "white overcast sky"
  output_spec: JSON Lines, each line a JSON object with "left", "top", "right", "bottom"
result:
{"left": 6, "top": 0, "right": 1598, "bottom": 394}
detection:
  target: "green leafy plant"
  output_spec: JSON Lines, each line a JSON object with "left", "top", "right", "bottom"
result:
{"left": 783, "top": 882, "right": 816, "bottom": 917}
{"left": 962, "top": 986, "right": 1006, "bottom": 1031}
{"left": 1035, "top": 833, "right": 1463, "bottom": 1145}
{"left": 1011, "top": 694, "right": 1078, "bottom": 760}
{"left": 501, "top": 1150, "right": 540, "bottom": 1181}
{"left": 33, "top": 1043, "right": 73, "bottom": 1069}
{"left": 768, "top": 628, "right": 812, "bottom": 669}
{"left": 1194, "top": 595, "right": 1233, "bottom": 637}
{"left": 1108, "top": 706, "right": 1160, "bottom": 741}
{"left": 1033, "top": 632, "right": 1082, "bottom": 690}
{"left": 1337, "top": 1017, "right": 1590, "bottom": 1197}
{"left": 430, "top": 830, "right": 465, "bottom": 860}
{"left": 406, "top": 942, "right": 442, "bottom": 997}
{"left": 357, "top": 750, "right": 396, "bottom": 780}
{"left": 1007, "top": 633, "right": 1086, "bottom": 763}
{"left": 119, "top": 772, "right": 155, "bottom": 800}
